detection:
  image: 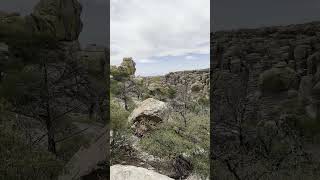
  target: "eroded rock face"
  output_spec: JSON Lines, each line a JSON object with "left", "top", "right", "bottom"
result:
{"left": 0, "top": 0, "right": 83, "bottom": 42}
{"left": 211, "top": 21, "right": 320, "bottom": 178}
{"left": 110, "top": 165, "right": 174, "bottom": 180}
{"left": 142, "top": 69, "right": 210, "bottom": 101}
{"left": 259, "top": 66, "right": 298, "bottom": 93}
{"left": 119, "top": 57, "right": 136, "bottom": 76}
{"left": 164, "top": 69, "right": 210, "bottom": 95}
{"left": 128, "top": 98, "right": 169, "bottom": 137}
{"left": 27, "top": 0, "right": 83, "bottom": 41}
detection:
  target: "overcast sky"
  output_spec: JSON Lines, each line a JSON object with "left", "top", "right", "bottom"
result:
{"left": 212, "top": 0, "right": 320, "bottom": 32}
{"left": 0, "top": 0, "right": 108, "bottom": 47}
{"left": 111, "top": 0, "right": 210, "bottom": 76}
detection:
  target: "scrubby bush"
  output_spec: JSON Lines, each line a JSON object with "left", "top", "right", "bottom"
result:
{"left": 110, "top": 99, "right": 132, "bottom": 164}
{"left": 139, "top": 114, "right": 209, "bottom": 178}
{"left": 0, "top": 124, "right": 63, "bottom": 180}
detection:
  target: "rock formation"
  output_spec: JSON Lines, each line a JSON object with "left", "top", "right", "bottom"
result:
{"left": 142, "top": 69, "right": 210, "bottom": 102}
{"left": 212, "top": 21, "right": 320, "bottom": 124}
{"left": 212, "top": 21, "right": 320, "bottom": 178}
{"left": 27, "top": 0, "right": 83, "bottom": 41}
{"left": 128, "top": 98, "right": 169, "bottom": 137}
{"left": 119, "top": 57, "right": 136, "bottom": 76}
{"left": 164, "top": 69, "right": 209, "bottom": 96}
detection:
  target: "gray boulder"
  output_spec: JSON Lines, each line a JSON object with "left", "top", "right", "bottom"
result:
{"left": 110, "top": 165, "right": 174, "bottom": 180}
{"left": 128, "top": 98, "right": 169, "bottom": 137}
{"left": 118, "top": 57, "right": 136, "bottom": 76}
{"left": 259, "top": 66, "right": 298, "bottom": 93}
{"left": 191, "top": 82, "right": 203, "bottom": 92}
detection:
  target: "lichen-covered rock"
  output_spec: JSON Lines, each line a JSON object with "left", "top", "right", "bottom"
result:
{"left": 110, "top": 165, "right": 174, "bottom": 180}
{"left": 118, "top": 57, "right": 136, "bottom": 76}
{"left": 128, "top": 98, "right": 169, "bottom": 137}
{"left": 28, "top": 0, "right": 83, "bottom": 41}
{"left": 191, "top": 82, "right": 203, "bottom": 92}
{"left": 259, "top": 66, "right": 298, "bottom": 93}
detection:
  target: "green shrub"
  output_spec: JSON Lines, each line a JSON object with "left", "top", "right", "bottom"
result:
{"left": 0, "top": 127, "right": 63, "bottom": 180}
{"left": 110, "top": 99, "right": 130, "bottom": 131}
{"left": 150, "top": 76, "right": 161, "bottom": 82}
{"left": 139, "top": 113, "right": 209, "bottom": 178}
{"left": 110, "top": 99, "right": 132, "bottom": 164}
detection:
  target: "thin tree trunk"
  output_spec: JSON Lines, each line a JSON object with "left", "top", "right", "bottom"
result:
{"left": 44, "top": 63, "right": 56, "bottom": 154}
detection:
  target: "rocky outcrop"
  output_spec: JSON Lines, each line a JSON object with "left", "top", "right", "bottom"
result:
{"left": 0, "top": 0, "right": 82, "bottom": 42}
{"left": 212, "top": 21, "right": 320, "bottom": 178}
{"left": 128, "top": 98, "right": 169, "bottom": 137}
{"left": 119, "top": 57, "right": 136, "bottom": 76}
{"left": 212, "top": 21, "right": 320, "bottom": 122}
{"left": 27, "top": 0, "right": 83, "bottom": 41}
{"left": 110, "top": 165, "right": 174, "bottom": 180}
{"left": 164, "top": 69, "right": 210, "bottom": 96}
{"left": 142, "top": 69, "right": 210, "bottom": 102}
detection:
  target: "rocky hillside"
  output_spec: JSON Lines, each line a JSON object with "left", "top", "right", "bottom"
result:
{"left": 141, "top": 69, "right": 210, "bottom": 102}
{"left": 0, "top": 1, "right": 108, "bottom": 180}
{"left": 110, "top": 58, "right": 210, "bottom": 180}
{"left": 212, "top": 21, "right": 320, "bottom": 179}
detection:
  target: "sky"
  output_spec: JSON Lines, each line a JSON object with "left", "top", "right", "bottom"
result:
{"left": 0, "top": 0, "right": 108, "bottom": 47}
{"left": 111, "top": 0, "right": 210, "bottom": 76}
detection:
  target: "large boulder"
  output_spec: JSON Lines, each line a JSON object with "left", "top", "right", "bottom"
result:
{"left": 27, "top": 0, "right": 83, "bottom": 41}
{"left": 118, "top": 57, "right": 136, "bottom": 76}
{"left": 128, "top": 98, "right": 169, "bottom": 137}
{"left": 259, "top": 66, "right": 298, "bottom": 93}
{"left": 191, "top": 82, "right": 203, "bottom": 93}
{"left": 110, "top": 165, "right": 174, "bottom": 180}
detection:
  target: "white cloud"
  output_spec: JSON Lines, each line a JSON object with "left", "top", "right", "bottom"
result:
{"left": 110, "top": 0, "right": 210, "bottom": 65}
{"left": 185, "top": 55, "right": 195, "bottom": 60}
{"left": 139, "top": 58, "right": 155, "bottom": 64}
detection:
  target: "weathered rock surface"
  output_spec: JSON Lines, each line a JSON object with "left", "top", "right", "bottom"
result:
{"left": 142, "top": 69, "right": 210, "bottom": 101}
{"left": 128, "top": 98, "right": 169, "bottom": 137}
{"left": 0, "top": 0, "right": 83, "bottom": 41}
{"left": 259, "top": 66, "right": 298, "bottom": 93}
{"left": 164, "top": 69, "right": 210, "bottom": 96}
{"left": 28, "top": 0, "right": 83, "bottom": 41}
{"left": 212, "top": 21, "right": 320, "bottom": 178}
{"left": 119, "top": 57, "right": 136, "bottom": 76}
{"left": 110, "top": 165, "right": 174, "bottom": 180}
